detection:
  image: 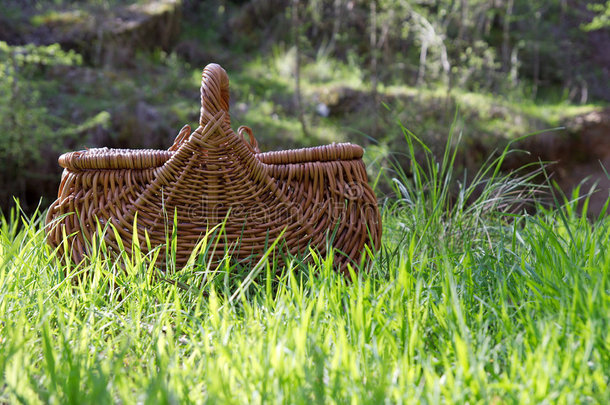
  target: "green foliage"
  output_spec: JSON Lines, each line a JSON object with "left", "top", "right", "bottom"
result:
{"left": 30, "top": 9, "right": 91, "bottom": 28}
{"left": 582, "top": 1, "right": 610, "bottom": 31}
{"left": 0, "top": 42, "right": 82, "bottom": 67}
{"left": 1, "top": 128, "right": 609, "bottom": 402}
{"left": 0, "top": 42, "right": 100, "bottom": 208}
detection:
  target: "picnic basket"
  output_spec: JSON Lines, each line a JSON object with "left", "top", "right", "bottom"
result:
{"left": 45, "top": 63, "right": 381, "bottom": 273}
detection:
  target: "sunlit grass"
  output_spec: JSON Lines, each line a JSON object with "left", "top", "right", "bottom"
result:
{"left": 2, "top": 122, "right": 610, "bottom": 403}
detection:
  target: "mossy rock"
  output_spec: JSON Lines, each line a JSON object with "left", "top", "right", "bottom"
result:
{"left": 19, "top": 0, "right": 182, "bottom": 66}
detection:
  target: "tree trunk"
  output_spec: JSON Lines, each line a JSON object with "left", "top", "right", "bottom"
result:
{"left": 509, "top": 45, "right": 519, "bottom": 87}
{"left": 370, "top": 1, "right": 379, "bottom": 136}
{"left": 457, "top": 0, "right": 467, "bottom": 43}
{"left": 502, "top": 0, "right": 514, "bottom": 73}
{"left": 417, "top": 41, "right": 428, "bottom": 86}
{"left": 328, "top": 0, "right": 342, "bottom": 52}
{"left": 532, "top": 42, "right": 540, "bottom": 99}
{"left": 292, "top": 0, "right": 308, "bottom": 137}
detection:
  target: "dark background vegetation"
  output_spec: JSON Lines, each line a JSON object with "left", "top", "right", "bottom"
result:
{"left": 1, "top": 0, "right": 609, "bottom": 214}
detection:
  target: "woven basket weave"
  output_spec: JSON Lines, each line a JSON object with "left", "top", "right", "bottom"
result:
{"left": 45, "top": 63, "right": 381, "bottom": 272}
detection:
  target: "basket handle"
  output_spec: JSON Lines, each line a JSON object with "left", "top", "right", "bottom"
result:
{"left": 238, "top": 125, "right": 260, "bottom": 153}
{"left": 199, "top": 63, "right": 231, "bottom": 128}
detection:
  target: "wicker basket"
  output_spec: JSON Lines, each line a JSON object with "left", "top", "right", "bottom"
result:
{"left": 45, "top": 63, "right": 381, "bottom": 272}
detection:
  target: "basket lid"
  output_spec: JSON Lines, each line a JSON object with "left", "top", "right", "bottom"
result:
{"left": 59, "top": 148, "right": 172, "bottom": 170}
{"left": 257, "top": 143, "right": 364, "bottom": 165}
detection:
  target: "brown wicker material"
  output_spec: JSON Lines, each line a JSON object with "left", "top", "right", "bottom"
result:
{"left": 45, "top": 63, "right": 381, "bottom": 273}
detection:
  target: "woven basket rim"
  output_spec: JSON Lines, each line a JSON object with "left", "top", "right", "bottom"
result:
{"left": 58, "top": 142, "right": 365, "bottom": 171}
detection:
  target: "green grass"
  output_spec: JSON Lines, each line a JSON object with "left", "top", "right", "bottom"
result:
{"left": 1, "top": 125, "right": 610, "bottom": 404}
